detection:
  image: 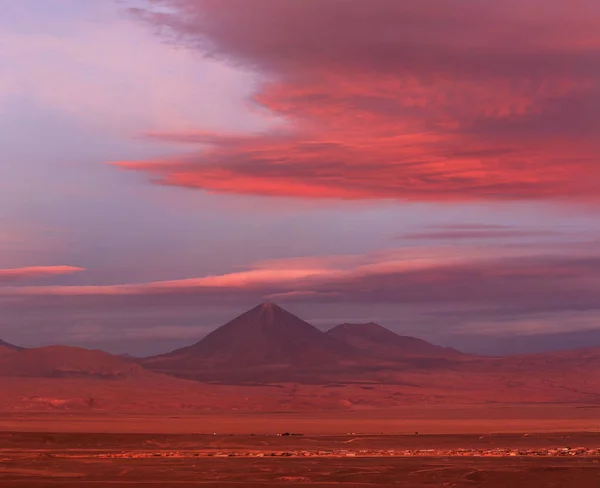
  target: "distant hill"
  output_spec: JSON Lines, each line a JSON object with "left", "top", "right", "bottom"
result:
{"left": 140, "top": 303, "right": 471, "bottom": 384}
{"left": 3, "top": 304, "right": 600, "bottom": 408}
{"left": 448, "top": 329, "right": 600, "bottom": 356}
{"left": 0, "top": 339, "right": 23, "bottom": 352}
{"left": 5, "top": 304, "right": 600, "bottom": 408}
{"left": 0, "top": 345, "right": 152, "bottom": 379}
{"left": 327, "top": 322, "right": 463, "bottom": 361}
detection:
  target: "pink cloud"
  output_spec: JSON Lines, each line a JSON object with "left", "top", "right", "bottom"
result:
{"left": 0, "top": 266, "right": 84, "bottom": 283}
{"left": 112, "top": 0, "right": 600, "bottom": 202}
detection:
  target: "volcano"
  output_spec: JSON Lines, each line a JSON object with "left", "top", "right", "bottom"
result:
{"left": 327, "top": 322, "right": 463, "bottom": 360}
{"left": 143, "top": 303, "right": 360, "bottom": 381}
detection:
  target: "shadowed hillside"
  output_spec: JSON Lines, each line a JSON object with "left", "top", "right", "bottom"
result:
{"left": 3, "top": 304, "right": 600, "bottom": 409}
{"left": 0, "top": 346, "right": 151, "bottom": 379}
{"left": 0, "top": 339, "right": 23, "bottom": 352}
{"left": 142, "top": 303, "right": 363, "bottom": 382}
{"left": 327, "top": 322, "right": 464, "bottom": 360}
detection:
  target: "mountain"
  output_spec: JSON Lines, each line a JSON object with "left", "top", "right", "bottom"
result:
{"left": 327, "top": 322, "right": 463, "bottom": 361}
{"left": 0, "top": 339, "right": 23, "bottom": 352}
{"left": 4, "top": 309, "right": 600, "bottom": 407}
{"left": 0, "top": 345, "right": 151, "bottom": 379}
{"left": 142, "top": 302, "right": 360, "bottom": 382}
{"left": 446, "top": 329, "right": 600, "bottom": 356}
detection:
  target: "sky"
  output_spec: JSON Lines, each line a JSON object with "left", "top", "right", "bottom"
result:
{"left": 2, "top": 0, "right": 600, "bottom": 356}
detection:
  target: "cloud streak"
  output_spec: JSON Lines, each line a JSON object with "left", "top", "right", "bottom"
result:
{"left": 113, "top": 0, "right": 600, "bottom": 202}
{"left": 402, "top": 224, "right": 559, "bottom": 240}
{"left": 0, "top": 266, "right": 84, "bottom": 283}
{"left": 3, "top": 244, "right": 600, "bottom": 319}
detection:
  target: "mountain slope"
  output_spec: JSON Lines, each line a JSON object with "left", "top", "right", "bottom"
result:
{"left": 327, "top": 322, "right": 463, "bottom": 360}
{"left": 146, "top": 303, "right": 357, "bottom": 368}
{"left": 142, "top": 303, "right": 362, "bottom": 382}
{"left": 0, "top": 345, "right": 152, "bottom": 379}
{"left": 0, "top": 339, "right": 23, "bottom": 351}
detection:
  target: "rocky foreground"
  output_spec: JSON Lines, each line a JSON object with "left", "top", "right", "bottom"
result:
{"left": 44, "top": 446, "right": 600, "bottom": 459}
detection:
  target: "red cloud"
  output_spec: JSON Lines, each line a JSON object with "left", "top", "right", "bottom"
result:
{"left": 0, "top": 266, "right": 84, "bottom": 283}
{"left": 118, "top": 1, "right": 600, "bottom": 201}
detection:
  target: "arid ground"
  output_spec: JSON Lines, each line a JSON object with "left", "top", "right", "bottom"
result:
{"left": 3, "top": 306, "right": 600, "bottom": 485}
{"left": 2, "top": 405, "right": 600, "bottom": 435}
{"left": 2, "top": 407, "right": 600, "bottom": 487}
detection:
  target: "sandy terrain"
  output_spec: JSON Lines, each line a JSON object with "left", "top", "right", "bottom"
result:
{"left": 2, "top": 307, "right": 600, "bottom": 485}
{"left": 1, "top": 405, "right": 600, "bottom": 435}
{"left": 2, "top": 430, "right": 600, "bottom": 487}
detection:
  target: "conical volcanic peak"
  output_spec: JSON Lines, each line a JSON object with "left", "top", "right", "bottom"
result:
{"left": 240, "top": 302, "right": 294, "bottom": 327}
{"left": 147, "top": 303, "right": 356, "bottom": 369}
{"left": 328, "top": 322, "right": 462, "bottom": 359}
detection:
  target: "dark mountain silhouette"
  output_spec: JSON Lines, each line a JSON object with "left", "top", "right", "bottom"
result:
{"left": 327, "top": 322, "right": 464, "bottom": 360}
{"left": 142, "top": 302, "right": 361, "bottom": 382}
{"left": 0, "top": 345, "right": 152, "bottom": 379}
{"left": 447, "top": 329, "right": 600, "bottom": 356}
{"left": 4, "top": 305, "right": 600, "bottom": 406}
{"left": 0, "top": 339, "right": 23, "bottom": 351}
{"left": 146, "top": 302, "right": 357, "bottom": 366}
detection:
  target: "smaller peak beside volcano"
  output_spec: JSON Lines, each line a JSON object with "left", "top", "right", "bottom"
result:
{"left": 327, "top": 322, "right": 462, "bottom": 359}
{"left": 333, "top": 322, "right": 390, "bottom": 335}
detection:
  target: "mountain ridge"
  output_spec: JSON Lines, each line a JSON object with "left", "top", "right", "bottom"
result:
{"left": 142, "top": 302, "right": 360, "bottom": 379}
{"left": 2, "top": 304, "right": 600, "bottom": 407}
{"left": 327, "top": 322, "right": 463, "bottom": 360}
{"left": 0, "top": 345, "right": 152, "bottom": 379}
{"left": 0, "top": 339, "right": 23, "bottom": 351}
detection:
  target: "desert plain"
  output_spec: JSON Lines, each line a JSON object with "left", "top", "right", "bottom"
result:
{"left": 2, "top": 406, "right": 600, "bottom": 487}
{"left": 3, "top": 304, "right": 600, "bottom": 486}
